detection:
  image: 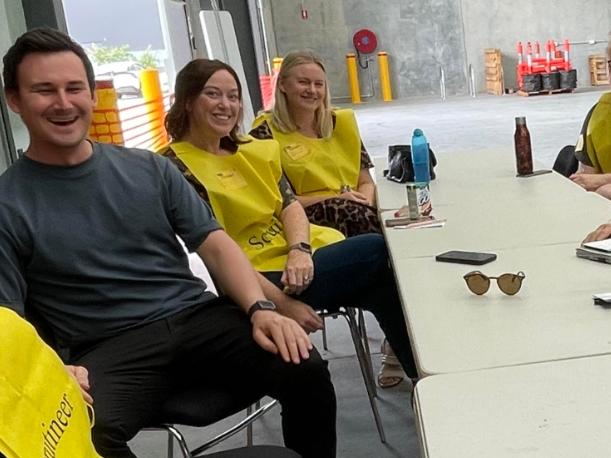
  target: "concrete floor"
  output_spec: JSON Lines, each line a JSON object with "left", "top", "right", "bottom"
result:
{"left": 354, "top": 87, "right": 608, "bottom": 167}
{"left": 128, "top": 86, "right": 610, "bottom": 458}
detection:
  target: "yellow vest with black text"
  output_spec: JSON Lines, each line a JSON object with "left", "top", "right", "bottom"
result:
{"left": 0, "top": 308, "right": 101, "bottom": 458}
{"left": 253, "top": 109, "right": 362, "bottom": 196}
{"left": 170, "top": 139, "right": 344, "bottom": 271}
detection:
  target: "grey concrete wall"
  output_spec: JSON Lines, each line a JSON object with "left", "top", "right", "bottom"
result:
{"left": 268, "top": 0, "right": 467, "bottom": 99}
{"left": 265, "top": 0, "right": 611, "bottom": 99}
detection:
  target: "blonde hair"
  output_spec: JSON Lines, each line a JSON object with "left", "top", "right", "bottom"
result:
{"left": 271, "top": 50, "right": 333, "bottom": 138}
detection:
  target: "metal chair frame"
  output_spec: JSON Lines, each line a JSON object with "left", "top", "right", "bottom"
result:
{"left": 147, "top": 399, "right": 278, "bottom": 458}
{"left": 320, "top": 307, "right": 386, "bottom": 443}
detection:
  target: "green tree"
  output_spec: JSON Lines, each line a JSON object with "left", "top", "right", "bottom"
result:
{"left": 88, "top": 43, "right": 134, "bottom": 65}
{"left": 137, "top": 46, "right": 159, "bottom": 69}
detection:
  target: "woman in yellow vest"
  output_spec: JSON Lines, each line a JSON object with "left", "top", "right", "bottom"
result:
{"left": 570, "top": 40, "right": 611, "bottom": 199}
{"left": 250, "top": 51, "right": 403, "bottom": 388}
{"left": 161, "top": 58, "right": 418, "bottom": 394}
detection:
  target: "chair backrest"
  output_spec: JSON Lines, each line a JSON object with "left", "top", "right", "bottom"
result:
{"left": 555, "top": 101, "right": 599, "bottom": 177}
{"left": 552, "top": 145, "right": 578, "bottom": 177}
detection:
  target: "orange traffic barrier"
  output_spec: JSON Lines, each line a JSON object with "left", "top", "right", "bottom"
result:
{"left": 140, "top": 68, "right": 169, "bottom": 150}
{"left": 90, "top": 79, "right": 124, "bottom": 145}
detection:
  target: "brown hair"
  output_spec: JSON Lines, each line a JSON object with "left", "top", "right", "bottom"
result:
{"left": 3, "top": 27, "right": 95, "bottom": 94}
{"left": 165, "top": 58, "right": 245, "bottom": 144}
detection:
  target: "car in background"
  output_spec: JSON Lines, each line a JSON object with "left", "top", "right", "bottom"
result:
{"left": 95, "top": 61, "right": 145, "bottom": 98}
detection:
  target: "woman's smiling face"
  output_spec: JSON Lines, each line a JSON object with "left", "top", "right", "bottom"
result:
{"left": 188, "top": 69, "right": 241, "bottom": 139}
{"left": 279, "top": 62, "right": 327, "bottom": 115}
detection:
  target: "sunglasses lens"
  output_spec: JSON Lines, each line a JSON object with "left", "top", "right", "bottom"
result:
{"left": 465, "top": 274, "right": 490, "bottom": 295}
{"left": 497, "top": 274, "right": 523, "bottom": 295}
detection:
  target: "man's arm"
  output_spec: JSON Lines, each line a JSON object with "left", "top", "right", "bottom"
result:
{"left": 197, "top": 229, "right": 312, "bottom": 363}
{"left": 569, "top": 167, "right": 611, "bottom": 191}
{"left": 583, "top": 222, "right": 611, "bottom": 243}
{"left": 279, "top": 201, "right": 314, "bottom": 295}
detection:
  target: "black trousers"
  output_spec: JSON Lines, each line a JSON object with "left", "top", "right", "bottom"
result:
{"left": 70, "top": 299, "right": 336, "bottom": 458}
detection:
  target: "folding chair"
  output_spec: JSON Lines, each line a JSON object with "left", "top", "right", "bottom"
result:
{"left": 146, "top": 386, "right": 278, "bottom": 458}
{"left": 319, "top": 307, "right": 385, "bottom": 443}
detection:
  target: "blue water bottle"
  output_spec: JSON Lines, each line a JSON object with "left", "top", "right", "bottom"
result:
{"left": 411, "top": 128, "right": 430, "bottom": 183}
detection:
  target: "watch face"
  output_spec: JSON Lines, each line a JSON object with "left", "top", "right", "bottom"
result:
{"left": 257, "top": 300, "right": 276, "bottom": 311}
{"left": 248, "top": 300, "right": 277, "bottom": 318}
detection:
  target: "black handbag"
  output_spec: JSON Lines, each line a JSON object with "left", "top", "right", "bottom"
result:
{"left": 384, "top": 144, "right": 437, "bottom": 183}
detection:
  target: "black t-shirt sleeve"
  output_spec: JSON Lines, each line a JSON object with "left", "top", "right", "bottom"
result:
{"left": 0, "top": 210, "right": 28, "bottom": 315}
{"left": 157, "top": 154, "right": 222, "bottom": 252}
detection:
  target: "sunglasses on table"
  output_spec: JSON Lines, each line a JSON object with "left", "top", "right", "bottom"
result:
{"left": 463, "top": 271, "right": 526, "bottom": 296}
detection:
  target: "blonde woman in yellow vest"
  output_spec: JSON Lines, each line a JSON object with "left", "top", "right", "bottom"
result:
{"left": 251, "top": 51, "right": 380, "bottom": 238}
{"left": 250, "top": 51, "right": 404, "bottom": 389}
{"left": 162, "top": 59, "right": 418, "bottom": 395}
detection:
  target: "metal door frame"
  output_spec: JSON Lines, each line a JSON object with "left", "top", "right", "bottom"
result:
{"left": 0, "top": 78, "right": 18, "bottom": 167}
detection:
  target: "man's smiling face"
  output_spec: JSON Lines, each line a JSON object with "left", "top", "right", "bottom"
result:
{"left": 6, "top": 50, "right": 95, "bottom": 154}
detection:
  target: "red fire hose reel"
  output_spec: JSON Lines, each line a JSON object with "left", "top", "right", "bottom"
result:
{"left": 353, "top": 29, "right": 378, "bottom": 55}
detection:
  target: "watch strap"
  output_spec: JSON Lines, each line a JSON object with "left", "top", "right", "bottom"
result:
{"left": 288, "top": 242, "right": 312, "bottom": 254}
{"left": 247, "top": 300, "right": 277, "bottom": 319}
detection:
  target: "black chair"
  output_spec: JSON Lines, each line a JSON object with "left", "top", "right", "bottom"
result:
{"left": 146, "top": 386, "right": 279, "bottom": 458}
{"left": 553, "top": 145, "right": 579, "bottom": 177}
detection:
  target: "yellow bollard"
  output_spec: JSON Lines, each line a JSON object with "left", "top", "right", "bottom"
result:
{"left": 377, "top": 51, "right": 393, "bottom": 102}
{"left": 90, "top": 79, "right": 124, "bottom": 145}
{"left": 346, "top": 53, "right": 361, "bottom": 104}
{"left": 140, "top": 68, "right": 168, "bottom": 148}
{"left": 272, "top": 57, "right": 283, "bottom": 72}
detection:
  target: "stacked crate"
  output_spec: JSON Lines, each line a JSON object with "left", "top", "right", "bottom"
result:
{"left": 485, "top": 48, "right": 504, "bottom": 95}
{"left": 589, "top": 55, "right": 610, "bottom": 86}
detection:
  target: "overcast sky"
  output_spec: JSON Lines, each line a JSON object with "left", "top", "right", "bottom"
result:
{"left": 62, "top": 0, "right": 164, "bottom": 50}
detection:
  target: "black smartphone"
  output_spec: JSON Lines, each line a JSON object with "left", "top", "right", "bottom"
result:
{"left": 435, "top": 250, "right": 497, "bottom": 265}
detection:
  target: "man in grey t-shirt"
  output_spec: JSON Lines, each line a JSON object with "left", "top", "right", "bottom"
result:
{"left": 0, "top": 28, "right": 336, "bottom": 458}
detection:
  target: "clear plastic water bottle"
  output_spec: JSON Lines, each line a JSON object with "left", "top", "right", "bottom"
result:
{"left": 411, "top": 128, "right": 430, "bottom": 183}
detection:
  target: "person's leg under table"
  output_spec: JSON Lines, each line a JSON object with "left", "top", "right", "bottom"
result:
{"left": 172, "top": 299, "right": 337, "bottom": 458}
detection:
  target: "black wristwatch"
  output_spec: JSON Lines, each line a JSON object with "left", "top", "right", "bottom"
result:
{"left": 288, "top": 242, "right": 312, "bottom": 254}
{"left": 247, "top": 300, "right": 277, "bottom": 319}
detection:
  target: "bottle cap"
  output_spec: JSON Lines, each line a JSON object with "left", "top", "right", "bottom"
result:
{"left": 515, "top": 116, "right": 526, "bottom": 125}
{"left": 413, "top": 128, "right": 424, "bottom": 136}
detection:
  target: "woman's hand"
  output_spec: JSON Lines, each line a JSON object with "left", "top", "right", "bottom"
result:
{"left": 340, "top": 190, "right": 370, "bottom": 204}
{"left": 282, "top": 249, "right": 314, "bottom": 295}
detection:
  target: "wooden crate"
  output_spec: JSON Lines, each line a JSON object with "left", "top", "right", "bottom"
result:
{"left": 589, "top": 55, "right": 610, "bottom": 86}
{"left": 484, "top": 48, "right": 504, "bottom": 95}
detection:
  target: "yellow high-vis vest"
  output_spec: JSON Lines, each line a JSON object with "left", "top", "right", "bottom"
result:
{"left": 171, "top": 139, "right": 344, "bottom": 271}
{"left": 585, "top": 92, "right": 611, "bottom": 172}
{"left": 254, "top": 109, "right": 362, "bottom": 196}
